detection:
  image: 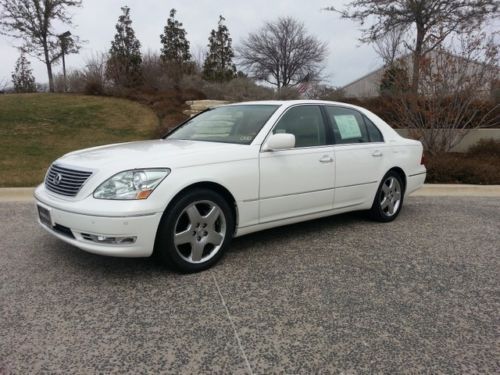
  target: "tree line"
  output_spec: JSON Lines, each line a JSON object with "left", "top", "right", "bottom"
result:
{"left": 1, "top": 0, "right": 328, "bottom": 93}
{"left": 1, "top": 0, "right": 498, "bottom": 156}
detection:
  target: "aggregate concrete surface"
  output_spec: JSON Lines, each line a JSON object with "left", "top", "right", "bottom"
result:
{"left": 1, "top": 197, "right": 499, "bottom": 374}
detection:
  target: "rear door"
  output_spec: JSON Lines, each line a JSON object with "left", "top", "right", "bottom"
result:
{"left": 259, "top": 105, "right": 335, "bottom": 223}
{"left": 323, "top": 105, "right": 386, "bottom": 209}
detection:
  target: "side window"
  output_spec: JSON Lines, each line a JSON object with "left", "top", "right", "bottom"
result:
{"left": 324, "top": 106, "right": 369, "bottom": 144}
{"left": 364, "top": 116, "right": 384, "bottom": 142}
{"left": 273, "top": 105, "right": 326, "bottom": 147}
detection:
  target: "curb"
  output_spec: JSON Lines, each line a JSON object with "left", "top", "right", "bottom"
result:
{"left": 409, "top": 184, "right": 500, "bottom": 197}
{"left": 0, "top": 187, "right": 35, "bottom": 202}
{"left": 1, "top": 185, "right": 499, "bottom": 202}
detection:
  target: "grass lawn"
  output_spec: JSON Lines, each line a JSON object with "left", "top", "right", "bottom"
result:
{"left": 0, "top": 93, "right": 159, "bottom": 187}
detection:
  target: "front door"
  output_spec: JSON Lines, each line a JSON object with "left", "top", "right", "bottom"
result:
{"left": 259, "top": 105, "right": 335, "bottom": 223}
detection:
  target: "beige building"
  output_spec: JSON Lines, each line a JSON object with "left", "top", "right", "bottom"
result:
{"left": 342, "top": 52, "right": 498, "bottom": 99}
{"left": 342, "top": 67, "right": 385, "bottom": 98}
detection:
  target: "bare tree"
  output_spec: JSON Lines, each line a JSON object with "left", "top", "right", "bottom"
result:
{"left": 393, "top": 32, "right": 499, "bottom": 154}
{"left": 325, "top": 1, "right": 498, "bottom": 94}
{"left": 81, "top": 52, "right": 108, "bottom": 95}
{"left": 0, "top": 77, "right": 9, "bottom": 92}
{"left": 373, "top": 26, "right": 408, "bottom": 66}
{"left": 0, "top": 0, "right": 82, "bottom": 92}
{"left": 238, "top": 17, "right": 328, "bottom": 89}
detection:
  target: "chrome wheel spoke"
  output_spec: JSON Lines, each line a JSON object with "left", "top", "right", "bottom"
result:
{"left": 186, "top": 205, "right": 202, "bottom": 224}
{"left": 381, "top": 197, "right": 389, "bottom": 209}
{"left": 388, "top": 200, "right": 395, "bottom": 214}
{"left": 190, "top": 240, "right": 204, "bottom": 262}
{"left": 207, "top": 231, "right": 223, "bottom": 246}
{"left": 174, "top": 228, "right": 192, "bottom": 245}
{"left": 204, "top": 206, "right": 221, "bottom": 225}
{"left": 382, "top": 184, "right": 390, "bottom": 195}
{"left": 388, "top": 178, "right": 395, "bottom": 190}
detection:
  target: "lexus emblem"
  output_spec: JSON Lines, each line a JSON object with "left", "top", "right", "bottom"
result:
{"left": 53, "top": 173, "right": 63, "bottom": 185}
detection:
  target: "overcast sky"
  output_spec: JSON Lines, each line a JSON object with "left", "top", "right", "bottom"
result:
{"left": 0, "top": 0, "right": 383, "bottom": 88}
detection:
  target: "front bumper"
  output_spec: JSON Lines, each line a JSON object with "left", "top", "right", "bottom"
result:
{"left": 35, "top": 186, "right": 163, "bottom": 257}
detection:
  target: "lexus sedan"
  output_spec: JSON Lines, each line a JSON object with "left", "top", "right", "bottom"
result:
{"left": 35, "top": 100, "right": 426, "bottom": 272}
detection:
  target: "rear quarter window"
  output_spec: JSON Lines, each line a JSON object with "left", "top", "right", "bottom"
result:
{"left": 363, "top": 116, "right": 384, "bottom": 142}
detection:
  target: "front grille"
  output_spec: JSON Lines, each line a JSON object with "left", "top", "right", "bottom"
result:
{"left": 45, "top": 164, "right": 93, "bottom": 197}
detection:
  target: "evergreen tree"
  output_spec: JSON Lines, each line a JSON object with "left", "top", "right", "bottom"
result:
{"left": 11, "top": 52, "right": 36, "bottom": 93}
{"left": 202, "top": 15, "right": 236, "bottom": 82}
{"left": 106, "top": 6, "right": 142, "bottom": 87}
{"left": 160, "top": 9, "right": 191, "bottom": 64}
{"left": 380, "top": 63, "right": 409, "bottom": 96}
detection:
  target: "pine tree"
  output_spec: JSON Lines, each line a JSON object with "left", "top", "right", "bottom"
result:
{"left": 160, "top": 9, "right": 191, "bottom": 64}
{"left": 11, "top": 52, "right": 36, "bottom": 93}
{"left": 202, "top": 15, "right": 236, "bottom": 82}
{"left": 380, "top": 63, "right": 409, "bottom": 96}
{"left": 106, "top": 6, "right": 142, "bottom": 87}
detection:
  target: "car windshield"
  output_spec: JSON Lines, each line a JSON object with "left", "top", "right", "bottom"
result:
{"left": 167, "top": 105, "right": 280, "bottom": 145}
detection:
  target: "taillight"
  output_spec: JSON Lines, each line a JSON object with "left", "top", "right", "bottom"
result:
{"left": 420, "top": 154, "right": 426, "bottom": 165}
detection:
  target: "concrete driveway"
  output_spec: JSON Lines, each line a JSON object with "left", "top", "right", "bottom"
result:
{"left": 1, "top": 196, "right": 499, "bottom": 373}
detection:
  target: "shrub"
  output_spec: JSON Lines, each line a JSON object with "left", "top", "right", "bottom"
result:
{"left": 467, "top": 139, "right": 500, "bottom": 158}
{"left": 180, "top": 76, "right": 275, "bottom": 101}
{"left": 82, "top": 53, "right": 108, "bottom": 95}
{"left": 426, "top": 150, "right": 500, "bottom": 184}
{"left": 275, "top": 86, "right": 300, "bottom": 100}
{"left": 141, "top": 51, "right": 173, "bottom": 91}
{"left": 309, "top": 85, "right": 346, "bottom": 101}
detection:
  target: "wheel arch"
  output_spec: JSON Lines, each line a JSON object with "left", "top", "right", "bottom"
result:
{"left": 386, "top": 166, "right": 407, "bottom": 193}
{"left": 163, "top": 181, "right": 239, "bottom": 232}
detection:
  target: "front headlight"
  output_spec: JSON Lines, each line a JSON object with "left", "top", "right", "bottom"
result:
{"left": 93, "top": 169, "right": 170, "bottom": 200}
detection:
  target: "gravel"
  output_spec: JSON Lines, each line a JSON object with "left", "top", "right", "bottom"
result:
{"left": 0, "top": 197, "right": 499, "bottom": 373}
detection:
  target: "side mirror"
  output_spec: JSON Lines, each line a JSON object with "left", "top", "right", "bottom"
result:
{"left": 262, "top": 133, "right": 295, "bottom": 151}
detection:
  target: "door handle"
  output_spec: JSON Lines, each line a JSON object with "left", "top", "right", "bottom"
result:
{"left": 372, "top": 150, "right": 383, "bottom": 157}
{"left": 319, "top": 155, "right": 334, "bottom": 163}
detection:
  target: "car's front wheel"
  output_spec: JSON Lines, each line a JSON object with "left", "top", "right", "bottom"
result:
{"left": 369, "top": 171, "right": 404, "bottom": 222}
{"left": 155, "top": 189, "right": 234, "bottom": 272}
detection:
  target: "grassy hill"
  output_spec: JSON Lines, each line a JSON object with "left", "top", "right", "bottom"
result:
{"left": 0, "top": 94, "right": 159, "bottom": 187}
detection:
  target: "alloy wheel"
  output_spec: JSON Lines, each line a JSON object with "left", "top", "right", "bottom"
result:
{"left": 380, "top": 176, "right": 402, "bottom": 217}
{"left": 173, "top": 200, "right": 227, "bottom": 264}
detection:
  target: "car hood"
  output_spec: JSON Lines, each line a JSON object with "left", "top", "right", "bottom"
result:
{"left": 56, "top": 139, "right": 256, "bottom": 171}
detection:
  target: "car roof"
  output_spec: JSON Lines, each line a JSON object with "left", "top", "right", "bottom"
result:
{"left": 224, "top": 100, "right": 404, "bottom": 142}
{"left": 224, "top": 99, "right": 366, "bottom": 111}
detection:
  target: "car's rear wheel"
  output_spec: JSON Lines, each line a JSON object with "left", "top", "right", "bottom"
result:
{"left": 369, "top": 171, "right": 404, "bottom": 222}
{"left": 155, "top": 189, "right": 234, "bottom": 272}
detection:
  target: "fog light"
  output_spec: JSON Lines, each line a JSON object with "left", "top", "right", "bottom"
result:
{"left": 81, "top": 233, "right": 137, "bottom": 244}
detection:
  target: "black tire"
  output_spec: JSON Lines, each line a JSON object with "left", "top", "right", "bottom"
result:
{"left": 369, "top": 171, "right": 404, "bottom": 222}
{"left": 154, "top": 188, "right": 234, "bottom": 272}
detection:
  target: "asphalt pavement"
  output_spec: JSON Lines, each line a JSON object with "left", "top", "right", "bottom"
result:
{"left": 1, "top": 197, "right": 499, "bottom": 373}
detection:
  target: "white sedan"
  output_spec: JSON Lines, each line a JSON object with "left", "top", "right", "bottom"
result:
{"left": 35, "top": 100, "right": 426, "bottom": 272}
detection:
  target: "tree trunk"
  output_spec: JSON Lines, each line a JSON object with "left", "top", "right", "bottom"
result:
{"left": 411, "top": 25, "right": 425, "bottom": 95}
{"left": 43, "top": 43, "right": 54, "bottom": 92}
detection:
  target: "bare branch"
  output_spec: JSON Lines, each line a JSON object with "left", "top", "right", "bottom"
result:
{"left": 325, "top": 0, "right": 499, "bottom": 93}
{"left": 390, "top": 32, "right": 499, "bottom": 154}
{"left": 373, "top": 25, "right": 408, "bottom": 66}
{"left": 237, "top": 17, "right": 328, "bottom": 89}
{"left": 0, "top": 0, "right": 82, "bottom": 91}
